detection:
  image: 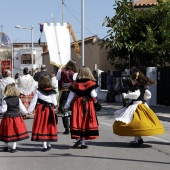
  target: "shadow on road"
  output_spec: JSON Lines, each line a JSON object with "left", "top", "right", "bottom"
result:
{"left": 88, "top": 141, "right": 152, "bottom": 148}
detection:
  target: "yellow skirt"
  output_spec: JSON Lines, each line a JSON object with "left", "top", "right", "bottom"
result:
{"left": 113, "top": 104, "right": 164, "bottom": 136}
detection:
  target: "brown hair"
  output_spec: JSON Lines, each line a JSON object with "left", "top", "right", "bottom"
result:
{"left": 76, "top": 66, "right": 96, "bottom": 81}
{"left": 66, "top": 59, "right": 77, "bottom": 72}
{"left": 3, "top": 83, "right": 20, "bottom": 97}
{"left": 130, "top": 71, "right": 155, "bottom": 86}
{"left": 38, "top": 73, "right": 52, "bottom": 88}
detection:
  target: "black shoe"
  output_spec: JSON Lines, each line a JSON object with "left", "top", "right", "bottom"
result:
{"left": 10, "top": 148, "right": 16, "bottom": 153}
{"left": 41, "top": 148, "right": 47, "bottom": 152}
{"left": 81, "top": 145, "right": 88, "bottom": 149}
{"left": 73, "top": 140, "right": 81, "bottom": 148}
{"left": 138, "top": 139, "right": 144, "bottom": 145}
{"left": 47, "top": 146, "right": 51, "bottom": 150}
{"left": 63, "top": 129, "right": 70, "bottom": 134}
{"left": 130, "top": 139, "right": 144, "bottom": 146}
{"left": 2, "top": 147, "right": 8, "bottom": 152}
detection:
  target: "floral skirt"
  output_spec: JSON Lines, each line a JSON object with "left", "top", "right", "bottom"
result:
{"left": 20, "top": 92, "right": 34, "bottom": 110}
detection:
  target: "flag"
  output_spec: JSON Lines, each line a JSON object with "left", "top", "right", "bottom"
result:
{"left": 40, "top": 23, "right": 44, "bottom": 33}
{"left": 38, "top": 23, "right": 44, "bottom": 46}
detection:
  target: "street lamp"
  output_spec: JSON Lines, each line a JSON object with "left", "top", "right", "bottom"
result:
{"left": 15, "top": 25, "right": 34, "bottom": 74}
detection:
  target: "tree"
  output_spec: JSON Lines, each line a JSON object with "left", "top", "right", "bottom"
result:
{"left": 101, "top": 0, "right": 170, "bottom": 70}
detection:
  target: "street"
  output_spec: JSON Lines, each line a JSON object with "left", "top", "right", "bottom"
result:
{"left": 0, "top": 103, "right": 170, "bottom": 170}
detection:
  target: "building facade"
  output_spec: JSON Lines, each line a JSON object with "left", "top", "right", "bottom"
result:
{"left": 13, "top": 42, "right": 46, "bottom": 76}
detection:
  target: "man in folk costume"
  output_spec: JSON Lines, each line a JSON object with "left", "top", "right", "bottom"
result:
{"left": 56, "top": 59, "right": 77, "bottom": 134}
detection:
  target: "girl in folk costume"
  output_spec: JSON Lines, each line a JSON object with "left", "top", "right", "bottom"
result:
{"left": 28, "top": 74, "right": 57, "bottom": 152}
{"left": 113, "top": 71, "right": 164, "bottom": 146}
{"left": 56, "top": 59, "right": 78, "bottom": 134}
{"left": 64, "top": 66, "right": 99, "bottom": 149}
{"left": 0, "top": 83, "right": 29, "bottom": 153}
{"left": 17, "top": 67, "right": 38, "bottom": 112}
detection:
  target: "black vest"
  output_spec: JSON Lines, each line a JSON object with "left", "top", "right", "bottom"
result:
{"left": 4, "top": 96, "right": 20, "bottom": 118}
{"left": 132, "top": 85, "right": 145, "bottom": 101}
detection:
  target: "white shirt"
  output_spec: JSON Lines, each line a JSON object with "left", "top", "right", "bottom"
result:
{"left": 0, "top": 77, "right": 15, "bottom": 98}
{"left": 0, "top": 98, "right": 28, "bottom": 114}
{"left": 28, "top": 89, "right": 57, "bottom": 113}
{"left": 51, "top": 77, "right": 58, "bottom": 92}
{"left": 64, "top": 89, "right": 97, "bottom": 109}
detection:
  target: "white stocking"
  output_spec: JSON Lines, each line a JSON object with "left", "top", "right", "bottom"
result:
{"left": 47, "top": 141, "right": 51, "bottom": 147}
{"left": 12, "top": 142, "right": 17, "bottom": 149}
{"left": 81, "top": 138, "right": 86, "bottom": 145}
{"left": 134, "top": 136, "right": 142, "bottom": 143}
{"left": 42, "top": 141, "right": 47, "bottom": 148}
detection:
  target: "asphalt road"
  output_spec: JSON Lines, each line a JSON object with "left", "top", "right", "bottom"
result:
{"left": 0, "top": 105, "right": 170, "bottom": 170}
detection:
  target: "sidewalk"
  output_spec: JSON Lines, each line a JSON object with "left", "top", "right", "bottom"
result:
{"left": 99, "top": 100, "right": 170, "bottom": 122}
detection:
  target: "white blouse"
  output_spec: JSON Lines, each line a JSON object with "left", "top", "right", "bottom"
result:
{"left": 28, "top": 89, "right": 57, "bottom": 113}
{"left": 64, "top": 89, "right": 97, "bottom": 109}
{"left": 0, "top": 98, "right": 28, "bottom": 114}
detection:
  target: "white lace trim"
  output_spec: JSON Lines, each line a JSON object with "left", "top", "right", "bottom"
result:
{"left": 17, "top": 75, "right": 38, "bottom": 95}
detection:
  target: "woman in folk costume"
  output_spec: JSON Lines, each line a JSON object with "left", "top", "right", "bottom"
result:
{"left": 64, "top": 66, "right": 99, "bottom": 149}
{"left": 28, "top": 74, "right": 57, "bottom": 152}
{"left": 0, "top": 83, "right": 29, "bottom": 153}
{"left": 17, "top": 67, "right": 38, "bottom": 112}
{"left": 113, "top": 71, "right": 164, "bottom": 146}
{"left": 56, "top": 59, "right": 78, "bottom": 134}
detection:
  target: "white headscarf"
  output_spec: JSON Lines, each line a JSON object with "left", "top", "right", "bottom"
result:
{"left": 17, "top": 74, "right": 38, "bottom": 95}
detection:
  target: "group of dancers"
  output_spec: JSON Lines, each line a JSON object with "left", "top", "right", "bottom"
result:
{"left": 0, "top": 59, "right": 164, "bottom": 153}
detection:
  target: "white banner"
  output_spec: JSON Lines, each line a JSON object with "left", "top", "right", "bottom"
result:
{"left": 44, "top": 23, "right": 71, "bottom": 67}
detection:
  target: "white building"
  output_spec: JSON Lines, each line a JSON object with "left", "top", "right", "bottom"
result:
{"left": 13, "top": 42, "right": 46, "bottom": 76}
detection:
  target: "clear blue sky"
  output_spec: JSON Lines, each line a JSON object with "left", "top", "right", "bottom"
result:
{"left": 1, "top": 0, "right": 116, "bottom": 43}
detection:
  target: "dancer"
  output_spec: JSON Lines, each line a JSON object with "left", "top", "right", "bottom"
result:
{"left": 113, "top": 71, "right": 164, "bottom": 146}
{"left": 28, "top": 74, "right": 58, "bottom": 152}
{"left": 56, "top": 59, "right": 77, "bottom": 134}
{"left": 0, "top": 83, "right": 29, "bottom": 153}
{"left": 64, "top": 66, "right": 99, "bottom": 149}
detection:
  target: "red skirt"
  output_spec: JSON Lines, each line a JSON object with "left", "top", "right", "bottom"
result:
{"left": 31, "top": 104, "right": 58, "bottom": 141}
{"left": 0, "top": 116, "right": 29, "bottom": 142}
{"left": 20, "top": 92, "right": 34, "bottom": 110}
{"left": 70, "top": 97, "right": 99, "bottom": 140}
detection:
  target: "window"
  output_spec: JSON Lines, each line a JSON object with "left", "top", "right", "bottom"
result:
{"left": 21, "top": 54, "right": 31, "bottom": 64}
{"left": 20, "top": 54, "right": 35, "bottom": 64}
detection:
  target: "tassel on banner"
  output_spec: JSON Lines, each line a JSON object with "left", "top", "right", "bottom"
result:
{"left": 67, "top": 23, "right": 81, "bottom": 58}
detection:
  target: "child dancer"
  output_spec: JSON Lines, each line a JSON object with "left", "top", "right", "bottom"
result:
{"left": 113, "top": 71, "right": 164, "bottom": 146}
{"left": 64, "top": 66, "right": 99, "bottom": 149}
{"left": 0, "top": 83, "right": 29, "bottom": 153}
{"left": 28, "top": 74, "right": 58, "bottom": 152}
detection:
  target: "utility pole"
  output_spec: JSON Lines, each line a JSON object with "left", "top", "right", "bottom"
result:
{"left": 81, "top": 0, "right": 84, "bottom": 66}
{"left": 62, "top": 0, "right": 65, "bottom": 25}
{"left": 0, "top": 24, "right": 4, "bottom": 47}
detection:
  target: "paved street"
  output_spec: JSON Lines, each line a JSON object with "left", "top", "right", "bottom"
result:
{"left": 0, "top": 102, "right": 170, "bottom": 170}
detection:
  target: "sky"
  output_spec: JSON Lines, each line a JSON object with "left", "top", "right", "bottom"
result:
{"left": 1, "top": 0, "right": 116, "bottom": 43}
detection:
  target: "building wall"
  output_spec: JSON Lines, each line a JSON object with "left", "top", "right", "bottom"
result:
{"left": 71, "top": 38, "right": 113, "bottom": 72}
{"left": 13, "top": 43, "right": 45, "bottom": 76}
{"left": 42, "top": 52, "right": 58, "bottom": 74}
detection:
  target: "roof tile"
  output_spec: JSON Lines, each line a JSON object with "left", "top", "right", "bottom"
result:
{"left": 133, "top": 0, "right": 157, "bottom": 6}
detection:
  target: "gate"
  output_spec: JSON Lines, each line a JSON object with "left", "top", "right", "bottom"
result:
{"left": 157, "top": 66, "right": 170, "bottom": 106}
